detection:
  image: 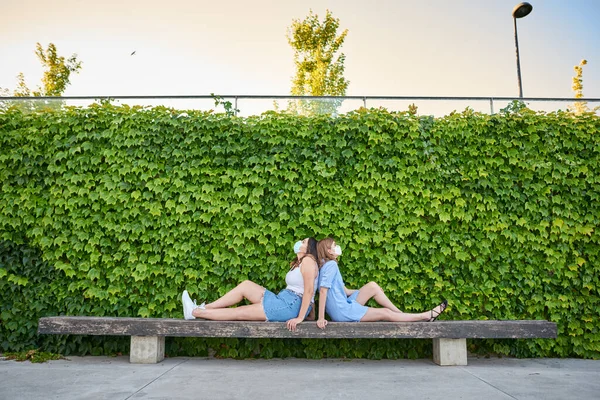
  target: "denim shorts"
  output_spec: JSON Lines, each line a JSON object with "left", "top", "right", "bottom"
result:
{"left": 262, "top": 289, "right": 312, "bottom": 322}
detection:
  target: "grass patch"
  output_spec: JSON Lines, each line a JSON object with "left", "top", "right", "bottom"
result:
{"left": 3, "top": 349, "right": 65, "bottom": 363}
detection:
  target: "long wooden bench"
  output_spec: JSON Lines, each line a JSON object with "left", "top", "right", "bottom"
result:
{"left": 38, "top": 317, "right": 557, "bottom": 366}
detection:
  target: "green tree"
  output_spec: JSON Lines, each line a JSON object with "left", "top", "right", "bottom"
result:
{"left": 286, "top": 9, "right": 349, "bottom": 115}
{"left": 570, "top": 59, "right": 588, "bottom": 114}
{"left": 13, "top": 73, "right": 31, "bottom": 97}
{"left": 0, "top": 43, "right": 82, "bottom": 112}
{"left": 569, "top": 59, "right": 600, "bottom": 115}
{"left": 31, "top": 42, "right": 82, "bottom": 96}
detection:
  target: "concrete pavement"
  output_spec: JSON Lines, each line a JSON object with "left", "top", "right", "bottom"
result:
{"left": 1, "top": 356, "right": 598, "bottom": 400}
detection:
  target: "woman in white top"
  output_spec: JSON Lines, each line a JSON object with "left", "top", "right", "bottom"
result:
{"left": 182, "top": 238, "right": 319, "bottom": 332}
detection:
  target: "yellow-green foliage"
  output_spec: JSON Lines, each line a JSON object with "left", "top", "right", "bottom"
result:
{"left": 1, "top": 104, "right": 599, "bottom": 359}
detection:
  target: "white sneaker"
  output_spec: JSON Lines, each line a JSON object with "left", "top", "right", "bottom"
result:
{"left": 182, "top": 290, "right": 199, "bottom": 320}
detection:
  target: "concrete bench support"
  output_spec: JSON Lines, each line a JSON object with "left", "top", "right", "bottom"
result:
{"left": 130, "top": 336, "right": 165, "bottom": 364}
{"left": 433, "top": 338, "right": 467, "bottom": 366}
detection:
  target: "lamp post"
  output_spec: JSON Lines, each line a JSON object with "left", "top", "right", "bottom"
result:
{"left": 512, "top": 2, "right": 533, "bottom": 98}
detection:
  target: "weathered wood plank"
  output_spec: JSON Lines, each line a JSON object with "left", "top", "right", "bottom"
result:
{"left": 38, "top": 317, "right": 557, "bottom": 339}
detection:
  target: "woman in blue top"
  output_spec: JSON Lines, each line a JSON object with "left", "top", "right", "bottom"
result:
{"left": 181, "top": 237, "right": 319, "bottom": 332}
{"left": 316, "top": 237, "right": 447, "bottom": 328}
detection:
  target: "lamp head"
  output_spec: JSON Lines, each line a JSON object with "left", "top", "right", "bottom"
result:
{"left": 512, "top": 2, "right": 533, "bottom": 18}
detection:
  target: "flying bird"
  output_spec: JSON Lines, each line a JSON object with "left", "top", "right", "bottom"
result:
{"left": 131, "top": 51, "right": 136, "bottom": 56}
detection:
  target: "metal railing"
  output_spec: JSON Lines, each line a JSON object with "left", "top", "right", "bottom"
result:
{"left": 1, "top": 95, "right": 599, "bottom": 117}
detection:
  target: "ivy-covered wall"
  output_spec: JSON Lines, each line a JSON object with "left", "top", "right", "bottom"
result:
{"left": 1, "top": 104, "right": 599, "bottom": 359}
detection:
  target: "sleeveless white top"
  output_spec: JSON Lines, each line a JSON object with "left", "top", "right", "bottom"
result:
{"left": 285, "top": 263, "right": 318, "bottom": 302}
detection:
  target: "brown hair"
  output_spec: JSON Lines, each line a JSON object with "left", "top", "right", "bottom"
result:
{"left": 317, "top": 238, "right": 336, "bottom": 268}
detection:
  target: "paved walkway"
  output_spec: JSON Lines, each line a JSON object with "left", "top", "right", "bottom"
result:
{"left": 1, "top": 356, "right": 598, "bottom": 400}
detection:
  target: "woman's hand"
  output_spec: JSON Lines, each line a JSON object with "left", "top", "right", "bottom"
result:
{"left": 286, "top": 317, "right": 303, "bottom": 332}
{"left": 317, "top": 318, "right": 328, "bottom": 329}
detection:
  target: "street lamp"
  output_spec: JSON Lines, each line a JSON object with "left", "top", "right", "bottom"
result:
{"left": 512, "top": 2, "right": 533, "bottom": 98}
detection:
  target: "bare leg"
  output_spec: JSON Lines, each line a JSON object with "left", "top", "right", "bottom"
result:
{"left": 192, "top": 303, "right": 267, "bottom": 320}
{"left": 354, "top": 282, "right": 402, "bottom": 312}
{"left": 205, "top": 280, "right": 265, "bottom": 309}
{"left": 360, "top": 303, "right": 447, "bottom": 322}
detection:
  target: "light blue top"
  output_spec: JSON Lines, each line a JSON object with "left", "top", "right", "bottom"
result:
{"left": 318, "top": 260, "right": 368, "bottom": 322}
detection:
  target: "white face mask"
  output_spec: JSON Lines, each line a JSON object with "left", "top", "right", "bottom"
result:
{"left": 293, "top": 240, "right": 303, "bottom": 254}
{"left": 333, "top": 245, "right": 342, "bottom": 256}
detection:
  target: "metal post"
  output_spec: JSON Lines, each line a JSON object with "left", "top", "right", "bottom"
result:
{"left": 514, "top": 17, "right": 524, "bottom": 98}
{"left": 234, "top": 97, "right": 238, "bottom": 116}
{"left": 363, "top": 97, "right": 367, "bottom": 108}
{"left": 490, "top": 98, "right": 494, "bottom": 115}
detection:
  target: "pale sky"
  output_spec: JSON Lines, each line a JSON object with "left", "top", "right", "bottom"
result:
{"left": 1, "top": 0, "right": 599, "bottom": 114}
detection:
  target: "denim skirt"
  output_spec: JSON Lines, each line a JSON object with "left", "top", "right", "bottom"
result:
{"left": 262, "top": 289, "right": 312, "bottom": 322}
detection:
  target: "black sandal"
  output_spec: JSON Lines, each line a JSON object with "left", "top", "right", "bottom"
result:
{"left": 429, "top": 300, "right": 448, "bottom": 322}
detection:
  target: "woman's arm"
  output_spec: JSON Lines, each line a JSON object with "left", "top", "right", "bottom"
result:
{"left": 317, "top": 287, "right": 328, "bottom": 329}
{"left": 344, "top": 286, "right": 357, "bottom": 297}
{"left": 286, "top": 260, "right": 317, "bottom": 332}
